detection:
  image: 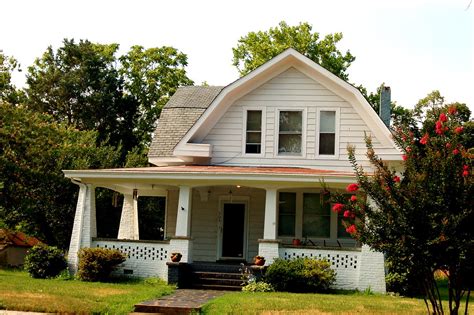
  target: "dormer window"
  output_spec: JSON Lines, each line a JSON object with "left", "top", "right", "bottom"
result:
{"left": 245, "top": 110, "right": 262, "bottom": 154}
{"left": 278, "top": 110, "right": 302, "bottom": 155}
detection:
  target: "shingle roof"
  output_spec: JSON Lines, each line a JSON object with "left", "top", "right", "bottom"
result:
{"left": 0, "top": 229, "right": 42, "bottom": 248}
{"left": 148, "top": 86, "right": 224, "bottom": 158}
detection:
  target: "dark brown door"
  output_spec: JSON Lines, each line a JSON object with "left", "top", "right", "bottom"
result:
{"left": 222, "top": 203, "right": 245, "bottom": 258}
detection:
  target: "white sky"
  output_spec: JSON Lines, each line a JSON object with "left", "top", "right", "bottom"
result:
{"left": 1, "top": 0, "right": 473, "bottom": 110}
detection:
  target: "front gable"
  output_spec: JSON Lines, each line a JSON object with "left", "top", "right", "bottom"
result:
{"left": 159, "top": 49, "right": 401, "bottom": 169}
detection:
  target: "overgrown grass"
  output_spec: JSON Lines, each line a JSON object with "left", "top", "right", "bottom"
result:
{"left": 0, "top": 269, "right": 174, "bottom": 314}
{"left": 202, "top": 287, "right": 474, "bottom": 314}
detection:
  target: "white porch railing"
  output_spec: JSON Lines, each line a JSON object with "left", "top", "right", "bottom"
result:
{"left": 279, "top": 246, "right": 362, "bottom": 290}
{"left": 92, "top": 238, "right": 170, "bottom": 279}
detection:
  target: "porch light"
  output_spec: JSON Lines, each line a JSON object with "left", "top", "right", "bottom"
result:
{"left": 236, "top": 185, "right": 241, "bottom": 188}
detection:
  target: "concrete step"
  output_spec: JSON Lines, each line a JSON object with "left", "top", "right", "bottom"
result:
{"left": 193, "top": 271, "right": 243, "bottom": 280}
{"left": 190, "top": 283, "right": 243, "bottom": 291}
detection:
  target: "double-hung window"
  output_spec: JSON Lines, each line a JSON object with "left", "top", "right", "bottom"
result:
{"left": 245, "top": 110, "right": 262, "bottom": 154}
{"left": 303, "top": 193, "right": 331, "bottom": 238}
{"left": 318, "top": 110, "right": 337, "bottom": 156}
{"left": 278, "top": 192, "right": 296, "bottom": 236}
{"left": 278, "top": 110, "right": 302, "bottom": 155}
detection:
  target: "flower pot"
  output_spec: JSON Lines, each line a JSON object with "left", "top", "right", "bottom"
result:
{"left": 292, "top": 238, "right": 301, "bottom": 246}
{"left": 170, "top": 253, "right": 182, "bottom": 262}
{"left": 255, "top": 258, "right": 265, "bottom": 266}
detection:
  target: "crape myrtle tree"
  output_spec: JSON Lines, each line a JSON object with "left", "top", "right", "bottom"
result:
{"left": 331, "top": 101, "right": 473, "bottom": 314}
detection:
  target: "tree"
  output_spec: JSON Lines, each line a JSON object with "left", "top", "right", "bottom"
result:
{"left": 331, "top": 99, "right": 472, "bottom": 314}
{"left": 120, "top": 45, "right": 193, "bottom": 145}
{"left": 232, "top": 21, "right": 355, "bottom": 80}
{"left": 26, "top": 39, "right": 193, "bottom": 152}
{"left": 0, "top": 103, "right": 121, "bottom": 248}
{"left": 0, "top": 51, "right": 25, "bottom": 104}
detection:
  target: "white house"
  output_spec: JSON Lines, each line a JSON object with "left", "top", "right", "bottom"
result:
{"left": 64, "top": 49, "right": 402, "bottom": 293}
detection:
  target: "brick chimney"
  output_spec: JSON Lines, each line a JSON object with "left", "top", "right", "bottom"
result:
{"left": 379, "top": 86, "right": 391, "bottom": 128}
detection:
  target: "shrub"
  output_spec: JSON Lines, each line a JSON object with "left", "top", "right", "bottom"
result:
{"left": 265, "top": 258, "right": 335, "bottom": 292}
{"left": 77, "top": 247, "right": 126, "bottom": 282}
{"left": 242, "top": 281, "right": 275, "bottom": 292}
{"left": 24, "top": 244, "right": 67, "bottom": 279}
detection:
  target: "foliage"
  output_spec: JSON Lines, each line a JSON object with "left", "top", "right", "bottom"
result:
{"left": 26, "top": 39, "right": 193, "bottom": 151}
{"left": 24, "top": 244, "right": 67, "bottom": 279}
{"left": 0, "top": 103, "right": 121, "bottom": 248}
{"left": 264, "top": 258, "right": 335, "bottom": 292}
{"left": 242, "top": 281, "right": 275, "bottom": 292}
{"left": 77, "top": 247, "right": 126, "bottom": 282}
{"left": 0, "top": 52, "right": 25, "bottom": 104}
{"left": 331, "top": 98, "right": 472, "bottom": 314}
{"left": 119, "top": 45, "right": 193, "bottom": 145}
{"left": 232, "top": 21, "right": 355, "bottom": 80}
{"left": 0, "top": 269, "right": 174, "bottom": 314}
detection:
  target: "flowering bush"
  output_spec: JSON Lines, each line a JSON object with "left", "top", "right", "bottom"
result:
{"left": 331, "top": 103, "right": 472, "bottom": 314}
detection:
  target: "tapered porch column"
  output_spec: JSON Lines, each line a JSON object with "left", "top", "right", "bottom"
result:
{"left": 170, "top": 185, "right": 193, "bottom": 263}
{"left": 258, "top": 187, "right": 280, "bottom": 265}
{"left": 118, "top": 194, "right": 139, "bottom": 240}
{"left": 68, "top": 183, "right": 97, "bottom": 273}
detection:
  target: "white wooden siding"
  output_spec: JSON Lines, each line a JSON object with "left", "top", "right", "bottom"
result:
{"left": 202, "top": 67, "right": 397, "bottom": 171}
{"left": 165, "top": 186, "right": 265, "bottom": 262}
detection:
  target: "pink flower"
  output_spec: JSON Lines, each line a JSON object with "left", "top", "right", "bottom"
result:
{"left": 420, "top": 133, "right": 429, "bottom": 145}
{"left": 343, "top": 210, "right": 352, "bottom": 218}
{"left": 462, "top": 170, "right": 469, "bottom": 177}
{"left": 446, "top": 143, "right": 451, "bottom": 149}
{"left": 406, "top": 146, "right": 412, "bottom": 153}
{"left": 402, "top": 155, "right": 408, "bottom": 161}
{"left": 346, "top": 224, "right": 357, "bottom": 234}
{"left": 454, "top": 126, "right": 464, "bottom": 134}
{"left": 332, "top": 203, "right": 344, "bottom": 213}
{"left": 350, "top": 195, "right": 357, "bottom": 202}
{"left": 435, "top": 121, "right": 444, "bottom": 135}
{"left": 439, "top": 113, "right": 448, "bottom": 122}
{"left": 453, "top": 149, "right": 460, "bottom": 155}
{"left": 393, "top": 176, "right": 401, "bottom": 183}
{"left": 448, "top": 106, "right": 457, "bottom": 115}
{"left": 346, "top": 183, "right": 359, "bottom": 192}
{"left": 463, "top": 165, "right": 469, "bottom": 171}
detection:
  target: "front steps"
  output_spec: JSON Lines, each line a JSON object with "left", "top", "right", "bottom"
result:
{"left": 189, "top": 262, "right": 246, "bottom": 291}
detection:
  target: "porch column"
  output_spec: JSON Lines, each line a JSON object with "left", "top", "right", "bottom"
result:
{"left": 67, "top": 183, "right": 97, "bottom": 273}
{"left": 170, "top": 185, "right": 193, "bottom": 263}
{"left": 118, "top": 194, "right": 139, "bottom": 240}
{"left": 258, "top": 188, "right": 280, "bottom": 265}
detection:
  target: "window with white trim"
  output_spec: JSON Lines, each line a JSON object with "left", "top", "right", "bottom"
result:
{"left": 278, "top": 192, "right": 296, "bottom": 236}
{"left": 245, "top": 110, "right": 262, "bottom": 154}
{"left": 303, "top": 193, "right": 331, "bottom": 238}
{"left": 318, "top": 110, "right": 336, "bottom": 155}
{"left": 278, "top": 110, "right": 302, "bottom": 155}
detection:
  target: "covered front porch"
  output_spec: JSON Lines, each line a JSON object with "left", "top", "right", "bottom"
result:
{"left": 64, "top": 165, "right": 385, "bottom": 293}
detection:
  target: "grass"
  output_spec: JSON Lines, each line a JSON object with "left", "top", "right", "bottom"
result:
{"left": 0, "top": 269, "right": 175, "bottom": 314}
{"left": 202, "top": 286, "right": 474, "bottom": 314}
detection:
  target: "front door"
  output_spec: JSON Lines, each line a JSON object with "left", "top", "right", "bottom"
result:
{"left": 221, "top": 203, "right": 246, "bottom": 258}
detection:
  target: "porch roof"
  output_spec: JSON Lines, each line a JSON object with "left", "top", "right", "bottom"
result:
{"left": 64, "top": 165, "right": 356, "bottom": 192}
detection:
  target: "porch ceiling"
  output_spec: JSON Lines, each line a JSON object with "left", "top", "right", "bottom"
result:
{"left": 63, "top": 165, "right": 356, "bottom": 190}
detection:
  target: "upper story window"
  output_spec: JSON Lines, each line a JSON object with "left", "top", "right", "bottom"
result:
{"left": 245, "top": 110, "right": 262, "bottom": 154}
{"left": 278, "top": 111, "right": 302, "bottom": 155}
{"left": 318, "top": 110, "right": 337, "bottom": 156}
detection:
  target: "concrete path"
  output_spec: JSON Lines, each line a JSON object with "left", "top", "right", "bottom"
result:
{"left": 133, "top": 289, "right": 226, "bottom": 314}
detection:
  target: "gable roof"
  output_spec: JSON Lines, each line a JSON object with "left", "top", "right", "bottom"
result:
{"left": 174, "top": 48, "right": 398, "bottom": 157}
{"left": 148, "top": 86, "right": 223, "bottom": 158}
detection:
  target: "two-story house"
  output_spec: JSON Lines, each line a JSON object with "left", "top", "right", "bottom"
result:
{"left": 64, "top": 49, "right": 402, "bottom": 293}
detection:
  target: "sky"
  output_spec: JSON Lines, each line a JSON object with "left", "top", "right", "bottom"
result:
{"left": 1, "top": 0, "right": 473, "bottom": 110}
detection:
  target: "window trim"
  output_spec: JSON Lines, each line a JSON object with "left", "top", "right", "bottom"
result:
{"left": 315, "top": 108, "right": 340, "bottom": 159}
{"left": 274, "top": 108, "right": 307, "bottom": 158}
{"left": 242, "top": 107, "right": 266, "bottom": 157}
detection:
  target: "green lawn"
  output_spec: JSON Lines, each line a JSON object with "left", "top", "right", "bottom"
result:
{"left": 0, "top": 269, "right": 175, "bottom": 314}
{"left": 203, "top": 286, "right": 474, "bottom": 314}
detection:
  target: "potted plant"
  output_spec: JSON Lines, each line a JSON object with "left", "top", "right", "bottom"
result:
{"left": 254, "top": 255, "right": 265, "bottom": 266}
{"left": 170, "top": 252, "right": 182, "bottom": 262}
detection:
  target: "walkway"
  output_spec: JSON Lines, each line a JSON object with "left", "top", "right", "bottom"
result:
{"left": 133, "top": 289, "right": 227, "bottom": 314}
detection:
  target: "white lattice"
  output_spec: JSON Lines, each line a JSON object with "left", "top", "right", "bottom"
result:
{"left": 281, "top": 248, "right": 359, "bottom": 270}
{"left": 92, "top": 239, "right": 169, "bottom": 279}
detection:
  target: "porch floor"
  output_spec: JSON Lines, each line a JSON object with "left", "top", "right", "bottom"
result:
{"left": 134, "top": 289, "right": 226, "bottom": 314}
